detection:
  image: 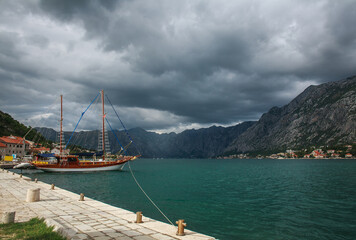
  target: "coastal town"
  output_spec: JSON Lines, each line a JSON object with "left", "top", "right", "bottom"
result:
{"left": 0, "top": 135, "right": 69, "bottom": 162}
{"left": 220, "top": 144, "right": 356, "bottom": 159}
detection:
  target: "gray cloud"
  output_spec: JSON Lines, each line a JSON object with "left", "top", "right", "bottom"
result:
{"left": 0, "top": 0, "right": 355, "bottom": 133}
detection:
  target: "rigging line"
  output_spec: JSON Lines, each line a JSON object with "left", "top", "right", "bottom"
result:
{"left": 116, "top": 141, "right": 132, "bottom": 155}
{"left": 127, "top": 161, "right": 176, "bottom": 228}
{"left": 65, "top": 92, "right": 100, "bottom": 150}
{"left": 105, "top": 95, "right": 141, "bottom": 155}
{"left": 124, "top": 141, "right": 132, "bottom": 150}
{"left": 105, "top": 117, "right": 127, "bottom": 155}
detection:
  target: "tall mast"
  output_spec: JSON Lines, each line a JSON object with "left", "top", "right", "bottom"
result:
{"left": 101, "top": 90, "right": 105, "bottom": 160}
{"left": 60, "top": 95, "right": 63, "bottom": 157}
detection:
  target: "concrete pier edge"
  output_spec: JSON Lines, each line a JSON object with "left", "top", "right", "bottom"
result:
{"left": 0, "top": 171, "right": 215, "bottom": 240}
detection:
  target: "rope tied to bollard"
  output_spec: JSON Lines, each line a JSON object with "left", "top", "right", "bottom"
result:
{"left": 128, "top": 161, "right": 176, "bottom": 228}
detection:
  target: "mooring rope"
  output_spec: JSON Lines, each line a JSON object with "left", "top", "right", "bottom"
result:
{"left": 127, "top": 161, "right": 176, "bottom": 228}
{"left": 92, "top": 93, "right": 175, "bottom": 228}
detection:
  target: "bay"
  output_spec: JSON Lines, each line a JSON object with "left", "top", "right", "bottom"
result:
{"left": 22, "top": 158, "right": 356, "bottom": 240}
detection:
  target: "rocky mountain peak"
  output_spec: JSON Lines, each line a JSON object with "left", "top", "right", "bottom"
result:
{"left": 225, "top": 76, "right": 356, "bottom": 154}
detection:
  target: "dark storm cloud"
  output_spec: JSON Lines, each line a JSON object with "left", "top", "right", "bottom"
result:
{"left": 1, "top": 0, "right": 356, "bottom": 132}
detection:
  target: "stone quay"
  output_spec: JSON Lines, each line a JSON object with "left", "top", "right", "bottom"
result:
{"left": 0, "top": 170, "right": 214, "bottom": 240}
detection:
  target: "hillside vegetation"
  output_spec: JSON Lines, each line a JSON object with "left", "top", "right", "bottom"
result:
{"left": 0, "top": 110, "right": 48, "bottom": 144}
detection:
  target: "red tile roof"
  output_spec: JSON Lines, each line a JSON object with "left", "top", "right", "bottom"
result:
{"left": 32, "top": 147, "right": 50, "bottom": 152}
{"left": 0, "top": 142, "right": 6, "bottom": 148}
{"left": 0, "top": 136, "right": 30, "bottom": 145}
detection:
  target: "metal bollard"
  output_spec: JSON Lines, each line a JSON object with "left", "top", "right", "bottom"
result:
{"left": 50, "top": 184, "right": 55, "bottom": 190}
{"left": 2, "top": 211, "right": 15, "bottom": 224}
{"left": 135, "top": 211, "right": 143, "bottom": 223}
{"left": 79, "top": 193, "right": 85, "bottom": 201}
{"left": 176, "top": 219, "right": 187, "bottom": 236}
{"left": 34, "top": 178, "right": 38, "bottom": 183}
{"left": 20, "top": 174, "right": 22, "bottom": 178}
{"left": 12, "top": 172, "right": 14, "bottom": 175}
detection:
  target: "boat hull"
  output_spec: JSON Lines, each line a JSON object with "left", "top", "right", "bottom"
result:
{"left": 36, "top": 163, "right": 126, "bottom": 172}
{"left": 32, "top": 155, "right": 138, "bottom": 173}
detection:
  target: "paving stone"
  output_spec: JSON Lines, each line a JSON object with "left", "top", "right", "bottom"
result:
{"left": 117, "top": 236, "right": 134, "bottom": 240}
{"left": 137, "top": 228, "right": 157, "bottom": 235}
{"left": 115, "top": 219, "right": 129, "bottom": 225}
{"left": 87, "top": 222, "right": 103, "bottom": 227}
{"left": 83, "top": 220, "right": 98, "bottom": 224}
{"left": 75, "top": 224, "right": 95, "bottom": 232}
{"left": 112, "top": 225, "right": 131, "bottom": 231}
{"left": 86, "top": 231, "right": 106, "bottom": 238}
{"left": 150, "top": 233, "right": 176, "bottom": 240}
{"left": 93, "top": 236, "right": 112, "bottom": 240}
{"left": 106, "top": 232, "right": 125, "bottom": 238}
{"left": 95, "top": 227, "right": 116, "bottom": 233}
{"left": 122, "top": 230, "right": 143, "bottom": 237}
{"left": 71, "top": 233, "right": 89, "bottom": 240}
{"left": 107, "top": 222, "right": 123, "bottom": 227}
{"left": 134, "top": 236, "right": 157, "bottom": 240}
{"left": 102, "top": 229, "right": 118, "bottom": 233}
{"left": 128, "top": 223, "right": 145, "bottom": 230}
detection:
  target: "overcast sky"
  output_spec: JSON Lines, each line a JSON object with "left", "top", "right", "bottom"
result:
{"left": 0, "top": 0, "right": 355, "bottom": 133}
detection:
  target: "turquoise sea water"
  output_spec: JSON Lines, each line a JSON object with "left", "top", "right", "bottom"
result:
{"left": 21, "top": 158, "right": 356, "bottom": 240}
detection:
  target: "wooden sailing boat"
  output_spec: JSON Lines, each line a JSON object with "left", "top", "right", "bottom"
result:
{"left": 31, "top": 90, "right": 139, "bottom": 172}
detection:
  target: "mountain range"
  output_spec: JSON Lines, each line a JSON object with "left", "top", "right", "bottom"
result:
{"left": 225, "top": 76, "right": 356, "bottom": 154}
{"left": 35, "top": 121, "right": 256, "bottom": 158}
{"left": 7, "top": 76, "right": 356, "bottom": 158}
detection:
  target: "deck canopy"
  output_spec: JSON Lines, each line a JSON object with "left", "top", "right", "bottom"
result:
{"left": 37, "top": 153, "right": 55, "bottom": 158}
{"left": 72, "top": 151, "right": 103, "bottom": 157}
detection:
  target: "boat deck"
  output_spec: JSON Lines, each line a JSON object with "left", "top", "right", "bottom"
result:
{"left": 0, "top": 170, "right": 214, "bottom": 240}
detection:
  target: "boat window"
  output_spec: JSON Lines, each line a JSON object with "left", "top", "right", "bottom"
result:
{"left": 67, "top": 157, "right": 77, "bottom": 162}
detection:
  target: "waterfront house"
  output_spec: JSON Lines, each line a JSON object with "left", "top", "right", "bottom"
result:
{"left": 345, "top": 153, "right": 353, "bottom": 158}
{"left": 331, "top": 153, "right": 340, "bottom": 158}
{"left": 345, "top": 145, "right": 352, "bottom": 150}
{"left": 51, "top": 147, "right": 70, "bottom": 155}
{"left": 311, "top": 150, "right": 325, "bottom": 158}
{"left": 0, "top": 135, "right": 30, "bottom": 159}
{"left": 0, "top": 142, "right": 6, "bottom": 160}
{"left": 32, "top": 147, "right": 50, "bottom": 154}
